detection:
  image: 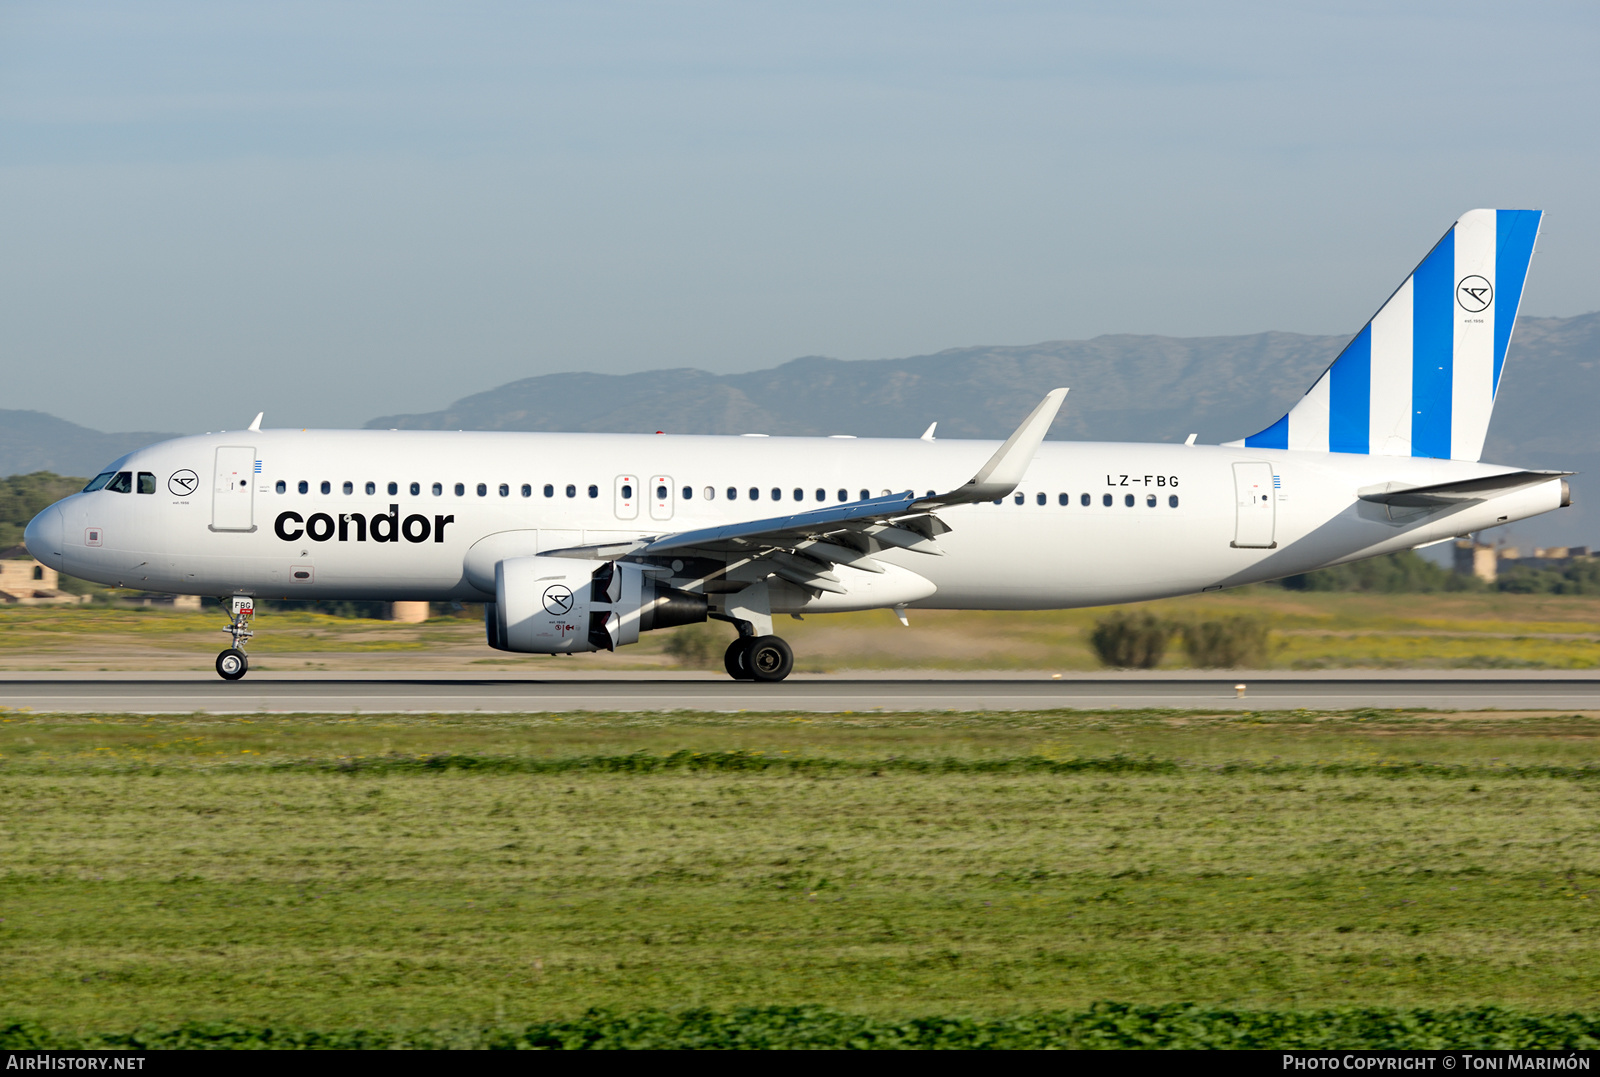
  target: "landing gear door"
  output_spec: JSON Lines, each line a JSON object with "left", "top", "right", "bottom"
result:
{"left": 211, "top": 446, "right": 257, "bottom": 532}
{"left": 1231, "top": 461, "right": 1276, "bottom": 549}
{"left": 649, "top": 476, "right": 674, "bottom": 521}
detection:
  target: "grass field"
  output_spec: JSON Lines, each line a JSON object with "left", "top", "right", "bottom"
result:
{"left": 7, "top": 587, "right": 1600, "bottom": 671}
{"left": 3, "top": 707, "right": 1600, "bottom": 1039}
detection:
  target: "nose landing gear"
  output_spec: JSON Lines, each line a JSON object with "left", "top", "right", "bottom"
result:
{"left": 216, "top": 596, "right": 255, "bottom": 681}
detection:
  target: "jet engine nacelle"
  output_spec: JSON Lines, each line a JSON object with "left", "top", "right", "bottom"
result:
{"left": 486, "top": 555, "right": 708, "bottom": 654}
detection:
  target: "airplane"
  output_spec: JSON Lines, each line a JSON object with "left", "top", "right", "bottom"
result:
{"left": 24, "top": 208, "right": 1567, "bottom": 682}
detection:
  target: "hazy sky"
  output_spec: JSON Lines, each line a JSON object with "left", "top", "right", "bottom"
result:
{"left": 3, "top": 1, "right": 1597, "bottom": 433}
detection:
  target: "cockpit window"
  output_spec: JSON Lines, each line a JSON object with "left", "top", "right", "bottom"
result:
{"left": 105, "top": 471, "right": 133, "bottom": 494}
{"left": 137, "top": 472, "right": 156, "bottom": 494}
{"left": 83, "top": 472, "right": 115, "bottom": 492}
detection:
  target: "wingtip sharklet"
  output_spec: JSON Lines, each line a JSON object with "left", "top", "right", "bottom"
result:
{"left": 957, "top": 387, "right": 1068, "bottom": 500}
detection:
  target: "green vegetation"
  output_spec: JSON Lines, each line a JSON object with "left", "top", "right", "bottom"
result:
{"left": 2, "top": 708, "right": 1599, "bottom": 1043}
{"left": 0, "top": 471, "right": 85, "bottom": 550}
{"left": 6, "top": 1004, "right": 1600, "bottom": 1049}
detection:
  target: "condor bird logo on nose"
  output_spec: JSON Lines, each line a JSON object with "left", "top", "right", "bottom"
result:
{"left": 168, "top": 470, "right": 199, "bottom": 496}
{"left": 542, "top": 585, "right": 575, "bottom": 616}
{"left": 1457, "top": 275, "right": 1493, "bottom": 312}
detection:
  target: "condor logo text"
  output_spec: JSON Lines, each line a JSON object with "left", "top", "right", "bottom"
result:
{"left": 274, "top": 505, "right": 455, "bottom": 544}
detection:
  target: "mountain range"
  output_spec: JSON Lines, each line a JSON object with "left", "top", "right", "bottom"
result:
{"left": 6, "top": 311, "right": 1596, "bottom": 545}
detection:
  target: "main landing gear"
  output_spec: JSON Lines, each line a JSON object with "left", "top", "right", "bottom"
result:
{"left": 216, "top": 596, "right": 255, "bottom": 681}
{"left": 723, "top": 635, "right": 794, "bottom": 683}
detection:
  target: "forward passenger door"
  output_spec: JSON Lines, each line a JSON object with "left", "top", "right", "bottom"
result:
{"left": 211, "top": 446, "right": 256, "bottom": 532}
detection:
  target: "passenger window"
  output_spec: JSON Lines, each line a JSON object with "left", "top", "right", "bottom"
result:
{"left": 1169, "top": 494, "right": 1179, "bottom": 508}
{"left": 1036, "top": 492, "right": 1045, "bottom": 506}
{"left": 1082, "top": 493, "right": 1091, "bottom": 506}
{"left": 434, "top": 483, "right": 444, "bottom": 496}
{"left": 588, "top": 485, "right": 599, "bottom": 499}
{"left": 1013, "top": 493, "right": 1024, "bottom": 505}
{"left": 366, "top": 482, "right": 377, "bottom": 495}
{"left": 137, "top": 472, "right": 156, "bottom": 494}
{"left": 456, "top": 483, "right": 466, "bottom": 496}
{"left": 1101, "top": 493, "right": 1112, "bottom": 506}
{"left": 565, "top": 484, "right": 576, "bottom": 498}
{"left": 815, "top": 489, "right": 825, "bottom": 502}
{"left": 411, "top": 482, "right": 421, "bottom": 496}
{"left": 476, "top": 483, "right": 487, "bottom": 497}
{"left": 749, "top": 487, "right": 759, "bottom": 500}
{"left": 682, "top": 486, "right": 692, "bottom": 500}
{"left": 387, "top": 482, "right": 398, "bottom": 496}
{"left": 621, "top": 484, "right": 633, "bottom": 500}
{"left": 727, "top": 487, "right": 737, "bottom": 500}
{"left": 521, "top": 484, "right": 532, "bottom": 498}
{"left": 499, "top": 484, "right": 509, "bottom": 497}
{"left": 275, "top": 480, "right": 286, "bottom": 494}
{"left": 1124, "top": 493, "right": 1135, "bottom": 507}
{"left": 860, "top": 489, "right": 870, "bottom": 501}
{"left": 838, "top": 489, "right": 847, "bottom": 502}
{"left": 343, "top": 481, "right": 353, "bottom": 495}
{"left": 793, "top": 488, "right": 803, "bottom": 501}
{"left": 320, "top": 481, "right": 331, "bottom": 495}
{"left": 106, "top": 472, "right": 133, "bottom": 493}
{"left": 544, "top": 484, "right": 554, "bottom": 498}
{"left": 83, "top": 472, "right": 115, "bottom": 492}
{"left": 771, "top": 488, "right": 782, "bottom": 501}
{"left": 1146, "top": 493, "right": 1157, "bottom": 508}
{"left": 1058, "top": 493, "right": 1068, "bottom": 506}
{"left": 298, "top": 480, "right": 309, "bottom": 494}
{"left": 704, "top": 486, "right": 715, "bottom": 500}
{"left": 657, "top": 485, "right": 669, "bottom": 500}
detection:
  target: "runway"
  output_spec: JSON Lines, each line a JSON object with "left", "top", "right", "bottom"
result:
{"left": 3, "top": 671, "right": 1600, "bottom": 714}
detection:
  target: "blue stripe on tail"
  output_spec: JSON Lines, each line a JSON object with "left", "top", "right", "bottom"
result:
{"left": 1411, "top": 228, "right": 1454, "bottom": 459}
{"left": 1244, "top": 414, "right": 1288, "bottom": 450}
{"left": 1328, "top": 325, "right": 1371, "bottom": 454}
{"left": 1494, "top": 209, "right": 1539, "bottom": 396}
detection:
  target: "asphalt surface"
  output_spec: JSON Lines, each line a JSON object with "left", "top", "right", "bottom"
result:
{"left": 3, "top": 671, "right": 1600, "bottom": 713}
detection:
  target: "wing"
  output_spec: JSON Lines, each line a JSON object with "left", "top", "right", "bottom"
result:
{"left": 543, "top": 388, "right": 1068, "bottom": 592}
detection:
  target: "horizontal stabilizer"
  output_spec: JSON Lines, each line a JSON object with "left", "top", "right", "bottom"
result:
{"left": 1358, "top": 470, "right": 1570, "bottom": 508}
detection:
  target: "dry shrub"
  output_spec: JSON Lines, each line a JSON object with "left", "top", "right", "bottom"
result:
{"left": 1180, "top": 616, "right": 1270, "bottom": 668}
{"left": 1088, "top": 611, "right": 1171, "bottom": 669}
{"left": 662, "top": 624, "right": 718, "bottom": 668}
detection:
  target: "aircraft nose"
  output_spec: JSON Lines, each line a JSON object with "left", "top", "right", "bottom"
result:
{"left": 24, "top": 505, "right": 64, "bottom": 570}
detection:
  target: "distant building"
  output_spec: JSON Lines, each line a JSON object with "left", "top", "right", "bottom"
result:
{"left": 0, "top": 545, "right": 199, "bottom": 608}
{"left": 0, "top": 549, "right": 88, "bottom": 605}
{"left": 1455, "top": 540, "right": 1597, "bottom": 581}
{"left": 1454, "top": 541, "right": 1499, "bottom": 583}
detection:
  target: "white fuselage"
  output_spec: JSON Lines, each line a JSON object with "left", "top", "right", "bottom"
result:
{"left": 28, "top": 428, "right": 1564, "bottom": 611}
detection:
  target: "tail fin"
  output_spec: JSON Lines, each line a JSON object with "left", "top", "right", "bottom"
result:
{"left": 1229, "top": 209, "right": 1542, "bottom": 461}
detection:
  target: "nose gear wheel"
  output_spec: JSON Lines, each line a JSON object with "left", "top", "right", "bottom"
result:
{"left": 216, "top": 648, "right": 248, "bottom": 681}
